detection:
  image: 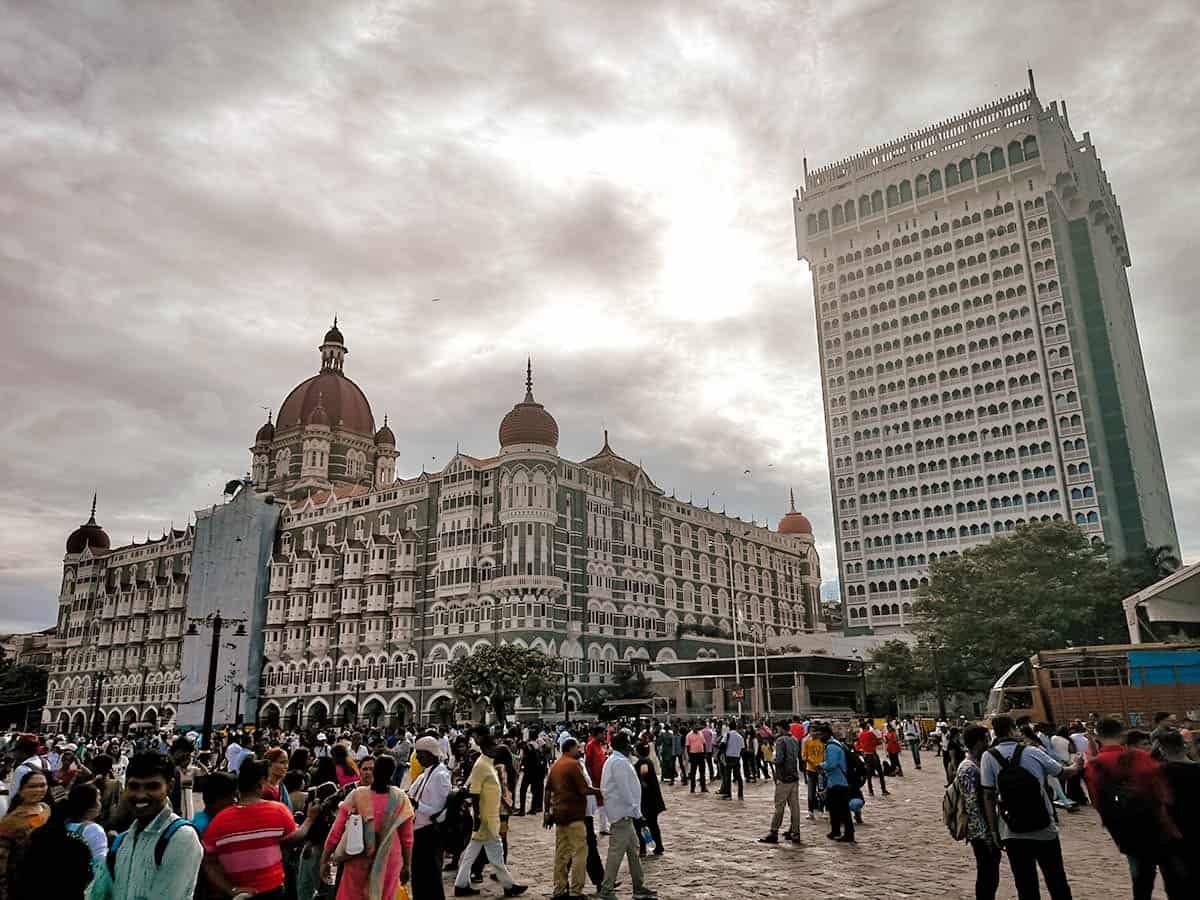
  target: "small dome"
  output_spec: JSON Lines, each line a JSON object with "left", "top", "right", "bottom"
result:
{"left": 66, "top": 496, "right": 110, "bottom": 554}
{"left": 255, "top": 416, "right": 275, "bottom": 443}
{"left": 778, "top": 511, "right": 813, "bottom": 535}
{"left": 306, "top": 395, "right": 330, "bottom": 427}
{"left": 323, "top": 317, "right": 344, "bottom": 344}
{"left": 778, "top": 488, "right": 813, "bottom": 535}
{"left": 499, "top": 360, "right": 558, "bottom": 449}
{"left": 375, "top": 416, "right": 395, "bottom": 446}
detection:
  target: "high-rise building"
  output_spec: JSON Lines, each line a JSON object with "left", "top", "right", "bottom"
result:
{"left": 793, "top": 73, "right": 1177, "bottom": 635}
{"left": 44, "top": 324, "right": 823, "bottom": 733}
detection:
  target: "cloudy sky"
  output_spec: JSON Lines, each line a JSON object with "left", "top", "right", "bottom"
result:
{"left": 2, "top": 0, "right": 1197, "bottom": 632}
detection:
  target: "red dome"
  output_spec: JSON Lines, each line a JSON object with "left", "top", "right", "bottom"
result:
{"left": 277, "top": 372, "right": 373, "bottom": 436}
{"left": 778, "top": 511, "right": 813, "bottom": 535}
{"left": 375, "top": 417, "right": 395, "bottom": 446}
{"left": 499, "top": 361, "right": 558, "bottom": 448}
{"left": 255, "top": 418, "right": 275, "bottom": 443}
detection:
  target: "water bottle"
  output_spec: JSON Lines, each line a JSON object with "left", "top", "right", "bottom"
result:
{"left": 640, "top": 824, "right": 653, "bottom": 845}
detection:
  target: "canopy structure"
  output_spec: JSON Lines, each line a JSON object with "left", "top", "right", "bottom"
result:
{"left": 1124, "top": 562, "right": 1200, "bottom": 643}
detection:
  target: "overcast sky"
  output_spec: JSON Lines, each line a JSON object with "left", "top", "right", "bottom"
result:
{"left": 2, "top": 1, "right": 1197, "bottom": 632}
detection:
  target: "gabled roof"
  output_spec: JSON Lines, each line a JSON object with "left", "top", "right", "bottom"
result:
{"left": 580, "top": 431, "right": 660, "bottom": 491}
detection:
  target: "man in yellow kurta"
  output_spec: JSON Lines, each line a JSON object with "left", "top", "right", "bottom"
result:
{"left": 452, "top": 729, "right": 527, "bottom": 896}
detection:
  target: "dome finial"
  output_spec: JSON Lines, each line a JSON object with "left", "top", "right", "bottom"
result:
{"left": 789, "top": 487, "right": 796, "bottom": 513}
{"left": 89, "top": 492, "right": 97, "bottom": 524}
{"left": 333, "top": 314, "right": 338, "bottom": 328}
{"left": 525, "top": 357, "right": 534, "bottom": 400}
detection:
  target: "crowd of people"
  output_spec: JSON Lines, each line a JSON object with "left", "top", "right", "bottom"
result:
{"left": 0, "top": 709, "right": 1192, "bottom": 900}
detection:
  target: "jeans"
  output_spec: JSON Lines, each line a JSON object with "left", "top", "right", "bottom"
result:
{"left": 770, "top": 780, "right": 802, "bottom": 835}
{"left": 863, "top": 753, "right": 887, "bottom": 794}
{"left": 825, "top": 785, "right": 853, "bottom": 839}
{"left": 907, "top": 738, "right": 921, "bottom": 768}
{"left": 412, "top": 825, "right": 445, "bottom": 900}
{"left": 641, "top": 810, "right": 663, "bottom": 853}
{"left": 1004, "top": 838, "right": 1072, "bottom": 900}
{"left": 553, "top": 820, "right": 587, "bottom": 897}
{"left": 807, "top": 772, "right": 821, "bottom": 811}
{"left": 519, "top": 769, "right": 545, "bottom": 813}
{"left": 454, "top": 837, "right": 514, "bottom": 889}
{"left": 888, "top": 751, "right": 903, "bottom": 776}
{"left": 720, "top": 755, "right": 744, "bottom": 798}
{"left": 970, "top": 837, "right": 1001, "bottom": 900}
{"left": 1128, "top": 850, "right": 1193, "bottom": 900}
{"left": 688, "top": 753, "right": 707, "bottom": 791}
{"left": 583, "top": 816, "right": 606, "bottom": 888}
{"left": 599, "top": 818, "right": 647, "bottom": 897}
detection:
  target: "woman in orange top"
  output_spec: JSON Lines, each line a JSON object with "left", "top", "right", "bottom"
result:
{"left": 0, "top": 770, "right": 52, "bottom": 899}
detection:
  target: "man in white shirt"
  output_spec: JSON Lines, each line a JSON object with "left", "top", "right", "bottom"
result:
{"left": 408, "top": 737, "right": 452, "bottom": 900}
{"left": 11, "top": 734, "right": 46, "bottom": 790}
{"left": 718, "top": 726, "right": 745, "bottom": 800}
{"left": 598, "top": 732, "right": 656, "bottom": 900}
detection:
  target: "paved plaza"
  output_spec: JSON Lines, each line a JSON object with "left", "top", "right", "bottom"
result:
{"left": 476, "top": 759, "right": 1150, "bottom": 900}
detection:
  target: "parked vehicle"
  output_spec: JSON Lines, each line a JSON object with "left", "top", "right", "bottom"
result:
{"left": 986, "top": 642, "right": 1200, "bottom": 726}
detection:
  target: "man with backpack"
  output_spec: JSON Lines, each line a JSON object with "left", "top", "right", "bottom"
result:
{"left": 90, "top": 750, "right": 204, "bottom": 900}
{"left": 980, "top": 715, "right": 1081, "bottom": 900}
{"left": 948, "top": 725, "right": 1001, "bottom": 900}
{"left": 1085, "top": 718, "right": 1188, "bottom": 899}
{"left": 815, "top": 723, "right": 859, "bottom": 843}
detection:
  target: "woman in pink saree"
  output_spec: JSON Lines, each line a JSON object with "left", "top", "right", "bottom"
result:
{"left": 322, "top": 755, "right": 414, "bottom": 900}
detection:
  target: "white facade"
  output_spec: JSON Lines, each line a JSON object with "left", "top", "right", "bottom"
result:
{"left": 794, "top": 74, "right": 1177, "bottom": 634}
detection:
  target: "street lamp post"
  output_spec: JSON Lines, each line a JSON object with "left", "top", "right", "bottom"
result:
{"left": 724, "top": 531, "right": 743, "bottom": 719}
{"left": 353, "top": 680, "right": 365, "bottom": 726}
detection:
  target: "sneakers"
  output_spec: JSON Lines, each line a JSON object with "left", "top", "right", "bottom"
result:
{"left": 834, "top": 835, "right": 856, "bottom": 844}
{"left": 632, "top": 892, "right": 658, "bottom": 900}
{"left": 453, "top": 889, "right": 480, "bottom": 898}
{"left": 503, "top": 887, "right": 529, "bottom": 898}
{"left": 805, "top": 812, "right": 815, "bottom": 820}
{"left": 757, "top": 832, "right": 779, "bottom": 844}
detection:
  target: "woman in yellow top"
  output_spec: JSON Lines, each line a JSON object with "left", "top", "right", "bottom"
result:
{"left": 801, "top": 732, "right": 826, "bottom": 820}
{"left": 0, "top": 770, "right": 52, "bottom": 899}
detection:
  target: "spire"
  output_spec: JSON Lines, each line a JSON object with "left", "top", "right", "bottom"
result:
{"left": 333, "top": 314, "right": 338, "bottom": 328}
{"left": 1027, "top": 66, "right": 1036, "bottom": 96}
{"left": 524, "top": 357, "right": 534, "bottom": 401}
{"left": 88, "top": 493, "right": 98, "bottom": 525}
{"left": 789, "top": 487, "right": 796, "bottom": 513}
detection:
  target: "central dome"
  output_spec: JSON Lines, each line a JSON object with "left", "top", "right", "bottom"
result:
{"left": 777, "top": 489, "right": 813, "bottom": 535}
{"left": 66, "top": 495, "right": 110, "bottom": 554}
{"left": 276, "top": 322, "right": 375, "bottom": 437}
{"left": 278, "top": 372, "right": 373, "bottom": 435}
{"left": 499, "top": 360, "right": 558, "bottom": 449}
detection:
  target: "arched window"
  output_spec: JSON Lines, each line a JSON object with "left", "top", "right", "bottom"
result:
{"left": 807, "top": 213, "right": 818, "bottom": 235}
{"left": 1023, "top": 136, "right": 1040, "bottom": 159}
{"left": 990, "top": 147, "right": 1006, "bottom": 172}
{"left": 886, "top": 185, "right": 900, "bottom": 208}
{"left": 930, "top": 169, "right": 943, "bottom": 192}
{"left": 975, "top": 152, "right": 990, "bottom": 175}
{"left": 859, "top": 195, "right": 871, "bottom": 217}
{"left": 945, "top": 164, "right": 959, "bottom": 187}
{"left": 915, "top": 174, "right": 929, "bottom": 197}
{"left": 844, "top": 199, "right": 855, "bottom": 222}
{"left": 832, "top": 205, "right": 844, "bottom": 226}
{"left": 1008, "top": 140, "right": 1025, "bottom": 165}
{"left": 818, "top": 209, "right": 829, "bottom": 231}
{"left": 959, "top": 159, "right": 973, "bottom": 182}
{"left": 899, "top": 180, "right": 912, "bottom": 202}
{"left": 871, "top": 190, "right": 884, "bottom": 213}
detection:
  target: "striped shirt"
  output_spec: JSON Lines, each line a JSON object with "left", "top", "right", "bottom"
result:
{"left": 202, "top": 800, "right": 296, "bottom": 894}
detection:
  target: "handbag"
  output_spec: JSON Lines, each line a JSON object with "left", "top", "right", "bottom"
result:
{"left": 332, "top": 811, "right": 365, "bottom": 862}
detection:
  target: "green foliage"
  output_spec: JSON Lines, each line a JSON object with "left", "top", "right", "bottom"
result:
{"left": 868, "top": 640, "right": 933, "bottom": 703}
{"left": 914, "top": 520, "right": 1131, "bottom": 690}
{"left": 1120, "top": 543, "right": 1181, "bottom": 592}
{"left": 446, "top": 644, "right": 560, "bottom": 725}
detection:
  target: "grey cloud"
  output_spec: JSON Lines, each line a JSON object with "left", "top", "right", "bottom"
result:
{"left": 1, "top": 0, "right": 1197, "bottom": 630}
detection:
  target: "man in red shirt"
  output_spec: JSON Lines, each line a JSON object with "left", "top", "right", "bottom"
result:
{"left": 789, "top": 717, "right": 807, "bottom": 743}
{"left": 203, "top": 760, "right": 318, "bottom": 899}
{"left": 585, "top": 726, "right": 610, "bottom": 834}
{"left": 855, "top": 720, "right": 889, "bottom": 796}
{"left": 1085, "top": 718, "right": 1186, "bottom": 899}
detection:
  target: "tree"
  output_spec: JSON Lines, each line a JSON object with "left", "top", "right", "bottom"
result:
{"left": 914, "top": 520, "right": 1129, "bottom": 690}
{"left": 1121, "top": 543, "right": 1182, "bottom": 592}
{"left": 869, "top": 640, "right": 932, "bottom": 708}
{"left": 446, "top": 644, "right": 560, "bottom": 726}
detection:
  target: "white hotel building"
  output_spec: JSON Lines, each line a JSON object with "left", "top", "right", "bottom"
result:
{"left": 793, "top": 73, "right": 1177, "bottom": 634}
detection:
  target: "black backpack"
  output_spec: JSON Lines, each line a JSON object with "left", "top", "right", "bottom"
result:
{"left": 829, "top": 740, "right": 866, "bottom": 791}
{"left": 988, "top": 745, "right": 1051, "bottom": 834}
{"left": 1095, "top": 751, "right": 1161, "bottom": 856}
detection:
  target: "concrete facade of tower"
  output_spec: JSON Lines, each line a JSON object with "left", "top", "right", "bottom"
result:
{"left": 793, "top": 72, "right": 1178, "bottom": 635}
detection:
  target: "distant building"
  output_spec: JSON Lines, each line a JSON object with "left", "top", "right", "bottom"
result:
{"left": 45, "top": 324, "right": 823, "bottom": 733}
{"left": 794, "top": 73, "right": 1178, "bottom": 635}
{"left": 0, "top": 628, "right": 55, "bottom": 669}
